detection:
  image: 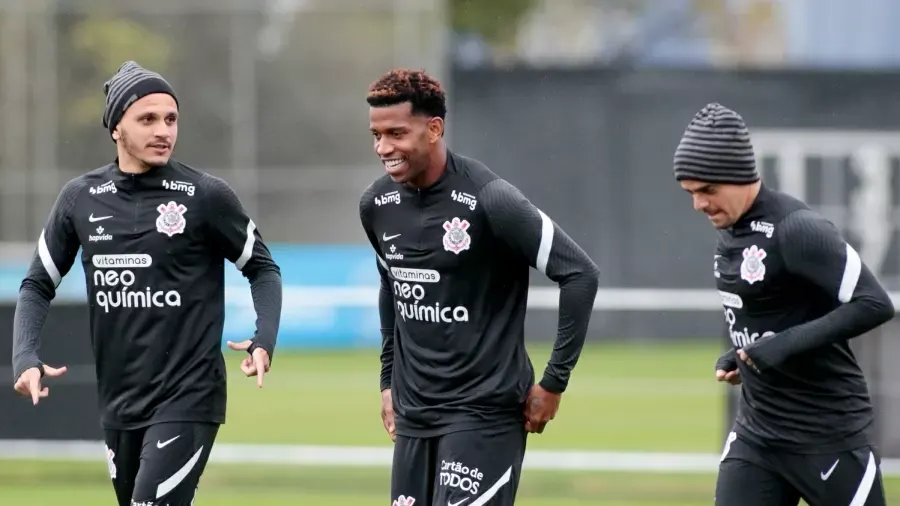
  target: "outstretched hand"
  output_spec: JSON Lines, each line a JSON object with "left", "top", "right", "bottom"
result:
{"left": 226, "top": 340, "right": 270, "bottom": 388}
{"left": 14, "top": 364, "right": 67, "bottom": 405}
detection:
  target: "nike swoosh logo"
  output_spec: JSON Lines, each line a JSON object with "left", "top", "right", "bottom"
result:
{"left": 156, "top": 435, "right": 180, "bottom": 449}
{"left": 383, "top": 233, "right": 401, "bottom": 241}
{"left": 821, "top": 459, "right": 839, "bottom": 480}
{"left": 448, "top": 499, "right": 469, "bottom": 506}
{"left": 89, "top": 214, "right": 112, "bottom": 222}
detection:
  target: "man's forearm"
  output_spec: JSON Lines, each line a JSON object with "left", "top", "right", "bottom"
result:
{"left": 379, "top": 280, "right": 394, "bottom": 391}
{"left": 540, "top": 267, "right": 600, "bottom": 394}
{"left": 247, "top": 269, "right": 282, "bottom": 359}
{"left": 12, "top": 284, "right": 52, "bottom": 380}
{"left": 747, "top": 295, "right": 893, "bottom": 369}
{"left": 750, "top": 209, "right": 897, "bottom": 369}
{"left": 715, "top": 348, "right": 738, "bottom": 371}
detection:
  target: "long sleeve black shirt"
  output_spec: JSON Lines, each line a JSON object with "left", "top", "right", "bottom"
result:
{"left": 12, "top": 160, "right": 282, "bottom": 429}
{"left": 714, "top": 184, "right": 894, "bottom": 453}
{"left": 359, "top": 150, "right": 600, "bottom": 437}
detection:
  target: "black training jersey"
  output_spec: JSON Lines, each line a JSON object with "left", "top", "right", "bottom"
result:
{"left": 12, "top": 160, "right": 281, "bottom": 430}
{"left": 359, "top": 150, "right": 600, "bottom": 438}
{"left": 713, "top": 184, "right": 894, "bottom": 453}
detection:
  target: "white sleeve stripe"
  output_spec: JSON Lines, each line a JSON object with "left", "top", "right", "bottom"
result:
{"left": 838, "top": 243, "right": 862, "bottom": 303}
{"left": 37, "top": 230, "right": 62, "bottom": 287}
{"left": 376, "top": 254, "right": 388, "bottom": 270}
{"left": 234, "top": 220, "right": 256, "bottom": 271}
{"left": 470, "top": 465, "right": 512, "bottom": 506}
{"left": 535, "top": 209, "right": 554, "bottom": 275}
{"left": 156, "top": 445, "right": 204, "bottom": 498}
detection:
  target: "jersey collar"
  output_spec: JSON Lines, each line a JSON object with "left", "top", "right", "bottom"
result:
{"left": 733, "top": 183, "right": 772, "bottom": 230}
{"left": 109, "top": 158, "right": 173, "bottom": 183}
{"left": 398, "top": 148, "right": 456, "bottom": 196}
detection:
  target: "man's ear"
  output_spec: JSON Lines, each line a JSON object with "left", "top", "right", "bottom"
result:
{"left": 428, "top": 117, "right": 444, "bottom": 142}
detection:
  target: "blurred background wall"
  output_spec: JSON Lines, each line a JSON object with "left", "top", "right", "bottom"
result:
{"left": 4, "top": 0, "right": 900, "bottom": 455}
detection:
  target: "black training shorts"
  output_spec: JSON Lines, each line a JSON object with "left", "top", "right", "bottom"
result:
{"left": 715, "top": 430, "right": 885, "bottom": 506}
{"left": 391, "top": 422, "right": 527, "bottom": 506}
{"left": 104, "top": 421, "right": 219, "bottom": 505}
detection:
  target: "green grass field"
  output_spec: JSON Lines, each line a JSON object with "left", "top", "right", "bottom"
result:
{"left": 0, "top": 340, "right": 896, "bottom": 505}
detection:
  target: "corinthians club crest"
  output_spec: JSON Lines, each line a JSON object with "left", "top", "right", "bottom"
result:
{"left": 156, "top": 201, "right": 187, "bottom": 237}
{"left": 442, "top": 217, "right": 471, "bottom": 254}
{"left": 740, "top": 245, "right": 767, "bottom": 284}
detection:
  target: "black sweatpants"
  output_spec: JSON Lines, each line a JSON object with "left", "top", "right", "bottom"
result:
{"left": 104, "top": 421, "right": 219, "bottom": 505}
{"left": 391, "top": 422, "right": 527, "bottom": 506}
{"left": 715, "top": 430, "right": 885, "bottom": 506}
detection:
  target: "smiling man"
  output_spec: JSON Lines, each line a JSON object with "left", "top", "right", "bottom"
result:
{"left": 675, "top": 102, "right": 894, "bottom": 506}
{"left": 358, "top": 68, "right": 600, "bottom": 506}
{"left": 11, "top": 61, "right": 282, "bottom": 505}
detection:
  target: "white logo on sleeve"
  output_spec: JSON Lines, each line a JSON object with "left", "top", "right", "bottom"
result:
{"left": 156, "top": 201, "right": 187, "bottom": 237}
{"left": 157, "top": 435, "right": 180, "bottom": 449}
{"left": 442, "top": 218, "right": 472, "bottom": 255}
{"left": 448, "top": 499, "right": 469, "bottom": 506}
{"left": 740, "top": 245, "right": 767, "bottom": 284}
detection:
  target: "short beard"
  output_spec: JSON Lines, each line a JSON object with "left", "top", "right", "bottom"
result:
{"left": 120, "top": 129, "right": 152, "bottom": 170}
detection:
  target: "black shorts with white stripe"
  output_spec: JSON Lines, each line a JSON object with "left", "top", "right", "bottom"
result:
{"left": 104, "top": 421, "right": 219, "bottom": 506}
{"left": 391, "top": 422, "right": 527, "bottom": 506}
{"left": 715, "top": 430, "right": 885, "bottom": 506}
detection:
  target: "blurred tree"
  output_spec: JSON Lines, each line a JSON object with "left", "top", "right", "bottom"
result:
{"left": 452, "top": 0, "right": 537, "bottom": 47}
{"left": 64, "top": 14, "right": 172, "bottom": 130}
{"left": 691, "top": 0, "right": 784, "bottom": 67}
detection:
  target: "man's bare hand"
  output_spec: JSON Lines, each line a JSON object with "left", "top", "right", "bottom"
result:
{"left": 381, "top": 388, "right": 396, "bottom": 442}
{"left": 524, "top": 384, "right": 561, "bottom": 434}
{"left": 226, "top": 340, "right": 270, "bottom": 388}
{"left": 716, "top": 368, "right": 741, "bottom": 385}
{"left": 14, "top": 364, "right": 67, "bottom": 405}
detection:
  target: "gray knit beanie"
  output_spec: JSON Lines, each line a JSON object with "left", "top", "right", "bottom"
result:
{"left": 102, "top": 61, "right": 178, "bottom": 141}
{"left": 673, "top": 102, "right": 759, "bottom": 184}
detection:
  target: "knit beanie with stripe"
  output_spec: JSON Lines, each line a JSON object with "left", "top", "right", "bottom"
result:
{"left": 673, "top": 102, "right": 759, "bottom": 185}
{"left": 101, "top": 61, "right": 178, "bottom": 141}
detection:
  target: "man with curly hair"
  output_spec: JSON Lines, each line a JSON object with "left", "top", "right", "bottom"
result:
{"left": 359, "top": 68, "right": 600, "bottom": 506}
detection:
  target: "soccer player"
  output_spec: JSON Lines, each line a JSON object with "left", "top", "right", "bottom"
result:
{"left": 359, "top": 68, "right": 601, "bottom": 506}
{"left": 674, "top": 102, "right": 894, "bottom": 506}
{"left": 11, "top": 61, "right": 282, "bottom": 505}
